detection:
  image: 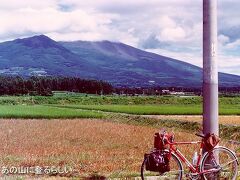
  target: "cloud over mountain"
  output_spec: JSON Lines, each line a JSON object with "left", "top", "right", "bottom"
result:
{"left": 0, "top": 0, "right": 239, "bottom": 75}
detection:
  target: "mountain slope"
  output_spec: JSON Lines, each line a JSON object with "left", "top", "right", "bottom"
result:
{"left": 0, "top": 35, "right": 239, "bottom": 87}
{"left": 61, "top": 40, "right": 240, "bottom": 87}
{"left": 0, "top": 35, "right": 101, "bottom": 78}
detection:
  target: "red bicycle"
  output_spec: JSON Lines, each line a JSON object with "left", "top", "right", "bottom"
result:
{"left": 141, "top": 130, "right": 239, "bottom": 179}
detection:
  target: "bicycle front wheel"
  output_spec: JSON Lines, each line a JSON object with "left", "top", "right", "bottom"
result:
{"left": 200, "top": 146, "right": 239, "bottom": 180}
{"left": 141, "top": 152, "right": 183, "bottom": 180}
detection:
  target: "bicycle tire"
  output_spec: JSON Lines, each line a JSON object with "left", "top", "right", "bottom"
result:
{"left": 200, "top": 146, "right": 239, "bottom": 180}
{"left": 141, "top": 151, "right": 183, "bottom": 180}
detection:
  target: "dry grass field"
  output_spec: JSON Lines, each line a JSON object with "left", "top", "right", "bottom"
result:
{"left": 0, "top": 119, "right": 238, "bottom": 179}
{"left": 143, "top": 115, "right": 240, "bottom": 125}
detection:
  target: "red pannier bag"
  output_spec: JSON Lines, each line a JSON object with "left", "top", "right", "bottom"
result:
{"left": 154, "top": 132, "right": 168, "bottom": 150}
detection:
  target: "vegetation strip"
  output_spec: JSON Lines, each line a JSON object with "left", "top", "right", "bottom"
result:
{"left": 104, "top": 114, "right": 240, "bottom": 141}
{"left": 0, "top": 103, "right": 238, "bottom": 141}
{"left": 0, "top": 95, "right": 240, "bottom": 106}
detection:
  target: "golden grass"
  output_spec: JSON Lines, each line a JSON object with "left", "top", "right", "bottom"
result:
{"left": 0, "top": 119, "right": 238, "bottom": 178}
{"left": 143, "top": 115, "right": 240, "bottom": 125}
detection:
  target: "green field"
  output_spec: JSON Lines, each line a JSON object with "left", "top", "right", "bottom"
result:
{"left": 54, "top": 104, "right": 201, "bottom": 115}
{"left": 0, "top": 94, "right": 239, "bottom": 118}
{"left": 52, "top": 104, "right": 240, "bottom": 115}
{"left": 0, "top": 105, "right": 104, "bottom": 119}
{"left": 0, "top": 94, "right": 239, "bottom": 106}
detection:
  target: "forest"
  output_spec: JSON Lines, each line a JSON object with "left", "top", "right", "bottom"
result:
{"left": 0, "top": 76, "right": 113, "bottom": 96}
{"left": 0, "top": 76, "right": 239, "bottom": 96}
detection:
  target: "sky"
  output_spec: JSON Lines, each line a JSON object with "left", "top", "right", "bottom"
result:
{"left": 0, "top": 0, "right": 240, "bottom": 75}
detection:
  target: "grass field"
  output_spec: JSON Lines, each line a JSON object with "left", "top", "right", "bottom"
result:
{"left": 143, "top": 115, "right": 240, "bottom": 125}
{"left": 0, "top": 94, "right": 239, "bottom": 106}
{"left": 0, "top": 119, "right": 238, "bottom": 178}
{"left": 0, "top": 105, "right": 104, "bottom": 119}
{"left": 0, "top": 95, "right": 238, "bottom": 139}
{"left": 0, "top": 94, "right": 239, "bottom": 116}
{"left": 53, "top": 104, "right": 240, "bottom": 115}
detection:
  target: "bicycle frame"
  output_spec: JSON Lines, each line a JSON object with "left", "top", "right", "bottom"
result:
{"left": 142, "top": 131, "right": 239, "bottom": 180}
{"left": 167, "top": 140, "right": 209, "bottom": 175}
{"left": 142, "top": 132, "right": 239, "bottom": 180}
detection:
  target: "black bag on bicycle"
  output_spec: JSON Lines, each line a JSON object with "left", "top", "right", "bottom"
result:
{"left": 144, "top": 151, "right": 170, "bottom": 173}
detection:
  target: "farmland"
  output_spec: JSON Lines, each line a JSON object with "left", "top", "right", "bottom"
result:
{"left": 0, "top": 94, "right": 239, "bottom": 140}
{"left": 0, "top": 105, "right": 104, "bottom": 119}
{"left": 143, "top": 115, "right": 240, "bottom": 125}
{"left": 0, "top": 93, "right": 239, "bottom": 106}
{"left": 0, "top": 119, "right": 238, "bottom": 179}
{"left": 0, "top": 93, "right": 239, "bottom": 178}
{"left": 0, "top": 94, "right": 239, "bottom": 119}
{"left": 0, "top": 94, "right": 239, "bottom": 141}
{"left": 55, "top": 104, "right": 240, "bottom": 115}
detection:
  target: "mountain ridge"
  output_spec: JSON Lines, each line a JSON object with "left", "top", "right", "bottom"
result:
{"left": 0, "top": 35, "right": 239, "bottom": 87}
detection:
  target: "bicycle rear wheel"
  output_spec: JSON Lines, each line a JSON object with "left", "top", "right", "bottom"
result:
{"left": 200, "top": 146, "right": 238, "bottom": 180}
{"left": 141, "top": 152, "right": 183, "bottom": 180}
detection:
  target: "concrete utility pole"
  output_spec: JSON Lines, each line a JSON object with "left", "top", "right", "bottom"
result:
{"left": 203, "top": 0, "right": 219, "bottom": 135}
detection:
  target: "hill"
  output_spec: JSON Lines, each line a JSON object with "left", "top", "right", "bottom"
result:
{"left": 0, "top": 35, "right": 100, "bottom": 78}
{"left": 0, "top": 35, "right": 239, "bottom": 87}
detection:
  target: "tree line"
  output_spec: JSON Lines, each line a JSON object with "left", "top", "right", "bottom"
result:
{"left": 115, "top": 86, "right": 240, "bottom": 96}
{"left": 0, "top": 76, "right": 239, "bottom": 96}
{"left": 0, "top": 76, "right": 113, "bottom": 96}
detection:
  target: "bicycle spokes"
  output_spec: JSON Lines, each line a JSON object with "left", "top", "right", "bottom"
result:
{"left": 201, "top": 147, "right": 238, "bottom": 180}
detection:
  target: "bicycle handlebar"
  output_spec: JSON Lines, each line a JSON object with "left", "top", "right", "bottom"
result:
{"left": 161, "top": 132, "right": 174, "bottom": 145}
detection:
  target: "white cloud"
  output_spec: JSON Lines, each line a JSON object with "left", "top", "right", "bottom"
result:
{"left": 225, "top": 39, "right": 240, "bottom": 50}
{"left": 0, "top": 7, "right": 118, "bottom": 41}
{"left": 0, "top": 0, "right": 239, "bottom": 75}
{"left": 146, "top": 48, "right": 202, "bottom": 67}
{"left": 149, "top": 15, "right": 176, "bottom": 29}
{"left": 218, "top": 35, "right": 230, "bottom": 45}
{"left": 158, "top": 27, "right": 186, "bottom": 42}
{"left": 0, "top": 0, "right": 57, "bottom": 10}
{"left": 218, "top": 55, "right": 240, "bottom": 75}
{"left": 146, "top": 48, "right": 240, "bottom": 76}
{"left": 47, "top": 28, "right": 139, "bottom": 47}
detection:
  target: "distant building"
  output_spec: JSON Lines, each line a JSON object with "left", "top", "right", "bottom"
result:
{"left": 148, "top": 81, "right": 155, "bottom": 83}
{"left": 169, "top": 91, "right": 185, "bottom": 95}
{"left": 162, "top": 89, "right": 170, "bottom": 94}
{"left": 161, "top": 89, "right": 185, "bottom": 96}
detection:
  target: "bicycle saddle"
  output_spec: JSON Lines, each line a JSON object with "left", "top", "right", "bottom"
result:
{"left": 195, "top": 132, "right": 206, "bottom": 138}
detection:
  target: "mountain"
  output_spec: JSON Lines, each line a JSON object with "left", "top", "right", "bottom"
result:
{"left": 0, "top": 35, "right": 101, "bottom": 78}
{"left": 0, "top": 35, "right": 239, "bottom": 87}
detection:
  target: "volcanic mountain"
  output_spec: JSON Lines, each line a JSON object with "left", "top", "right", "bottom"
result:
{"left": 0, "top": 35, "right": 239, "bottom": 87}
